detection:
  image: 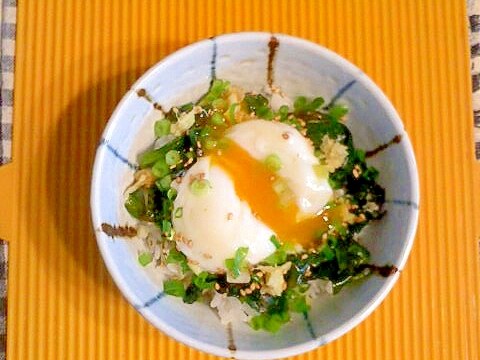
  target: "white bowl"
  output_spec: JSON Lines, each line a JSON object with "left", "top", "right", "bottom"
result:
{"left": 91, "top": 32, "right": 419, "bottom": 359}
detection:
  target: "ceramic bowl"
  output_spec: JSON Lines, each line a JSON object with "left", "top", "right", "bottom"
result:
{"left": 91, "top": 32, "right": 419, "bottom": 359}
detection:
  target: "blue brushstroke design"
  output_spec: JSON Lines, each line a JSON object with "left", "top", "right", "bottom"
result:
{"left": 135, "top": 292, "right": 165, "bottom": 309}
{"left": 303, "top": 311, "right": 317, "bottom": 340}
{"left": 100, "top": 138, "right": 137, "bottom": 170}
{"left": 326, "top": 80, "right": 357, "bottom": 108}
{"left": 209, "top": 36, "right": 217, "bottom": 87}
{"left": 385, "top": 199, "right": 419, "bottom": 210}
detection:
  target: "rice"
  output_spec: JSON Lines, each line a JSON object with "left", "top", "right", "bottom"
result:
{"left": 210, "top": 292, "right": 257, "bottom": 325}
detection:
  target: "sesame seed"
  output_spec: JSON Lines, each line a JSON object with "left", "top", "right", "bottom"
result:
{"left": 240, "top": 289, "right": 246, "bottom": 296}
{"left": 301, "top": 254, "right": 308, "bottom": 260}
{"left": 214, "top": 283, "right": 220, "bottom": 291}
{"left": 282, "top": 132, "right": 290, "bottom": 140}
{"left": 227, "top": 213, "right": 233, "bottom": 220}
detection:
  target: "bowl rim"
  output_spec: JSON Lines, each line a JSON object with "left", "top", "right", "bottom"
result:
{"left": 91, "top": 31, "right": 420, "bottom": 359}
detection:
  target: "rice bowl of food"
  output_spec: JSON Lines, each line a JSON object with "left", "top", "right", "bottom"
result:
{"left": 91, "top": 32, "right": 419, "bottom": 359}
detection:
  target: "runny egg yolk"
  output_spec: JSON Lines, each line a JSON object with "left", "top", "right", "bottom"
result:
{"left": 210, "top": 140, "right": 346, "bottom": 247}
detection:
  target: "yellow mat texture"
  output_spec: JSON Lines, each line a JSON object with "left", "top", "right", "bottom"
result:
{"left": 0, "top": 0, "right": 479, "bottom": 359}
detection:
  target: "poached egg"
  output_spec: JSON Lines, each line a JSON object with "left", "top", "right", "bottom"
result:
{"left": 173, "top": 119, "right": 333, "bottom": 272}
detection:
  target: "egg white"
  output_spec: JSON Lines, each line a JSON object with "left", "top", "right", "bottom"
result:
{"left": 173, "top": 157, "right": 276, "bottom": 272}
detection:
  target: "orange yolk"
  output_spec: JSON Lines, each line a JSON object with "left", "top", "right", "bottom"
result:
{"left": 210, "top": 140, "right": 346, "bottom": 247}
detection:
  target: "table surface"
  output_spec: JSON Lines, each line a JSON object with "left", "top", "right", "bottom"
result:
{"left": 1, "top": 1, "right": 480, "bottom": 359}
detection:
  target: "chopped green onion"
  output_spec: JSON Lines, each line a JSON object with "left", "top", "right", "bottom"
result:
{"left": 225, "top": 247, "right": 249, "bottom": 278}
{"left": 193, "top": 271, "right": 217, "bottom": 290}
{"left": 278, "top": 105, "right": 289, "bottom": 117}
{"left": 203, "top": 138, "right": 217, "bottom": 150}
{"left": 163, "top": 279, "right": 185, "bottom": 297}
{"left": 210, "top": 112, "right": 225, "bottom": 126}
{"left": 152, "top": 159, "right": 170, "bottom": 178}
{"left": 264, "top": 154, "right": 282, "bottom": 172}
{"left": 287, "top": 292, "right": 309, "bottom": 313}
{"left": 165, "top": 150, "right": 181, "bottom": 166}
{"left": 198, "top": 79, "right": 230, "bottom": 106}
{"left": 154, "top": 119, "right": 171, "bottom": 137}
{"left": 138, "top": 252, "right": 153, "bottom": 267}
{"left": 156, "top": 175, "right": 172, "bottom": 191}
{"left": 293, "top": 96, "right": 307, "bottom": 112}
{"left": 363, "top": 166, "right": 379, "bottom": 181}
{"left": 250, "top": 312, "right": 290, "bottom": 333}
{"left": 228, "top": 103, "right": 238, "bottom": 124}
{"left": 189, "top": 179, "right": 211, "bottom": 196}
{"left": 138, "top": 149, "right": 164, "bottom": 169}
{"left": 320, "top": 244, "right": 335, "bottom": 260}
{"left": 243, "top": 94, "right": 273, "bottom": 120}
{"left": 174, "top": 207, "right": 183, "bottom": 218}
{"left": 263, "top": 248, "right": 287, "bottom": 266}
{"left": 167, "top": 188, "right": 177, "bottom": 200}
{"left": 328, "top": 104, "right": 349, "bottom": 119}
{"left": 166, "top": 248, "right": 190, "bottom": 273}
{"left": 138, "top": 136, "right": 185, "bottom": 168}
{"left": 161, "top": 219, "right": 172, "bottom": 234}
{"left": 124, "top": 190, "right": 145, "bottom": 219}
{"left": 199, "top": 126, "right": 212, "bottom": 138}
{"left": 293, "top": 96, "right": 325, "bottom": 115}
{"left": 269, "top": 235, "right": 281, "bottom": 249}
{"left": 178, "top": 102, "right": 194, "bottom": 113}
{"left": 212, "top": 98, "right": 227, "bottom": 111}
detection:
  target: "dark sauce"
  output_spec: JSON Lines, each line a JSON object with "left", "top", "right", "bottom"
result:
{"left": 365, "top": 134, "right": 402, "bottom": 157}
{"left": 226, "top": 323, "right": 237, "bottom": 353}
{"left": 101, "top": 223, "right": 137, "bottom": 238}
{"left": 267, "top": 36, "right": 280, "bottom": 88}
{"left": 153, "top": 102, "right": 164, "bottom": 112}
{"left": 136, "top": 88, "right": 164, "bottom": 112}
{"left": 359, "top": 264, "right": 399, "bottom": 277}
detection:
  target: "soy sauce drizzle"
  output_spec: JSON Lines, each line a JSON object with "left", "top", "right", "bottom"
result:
{"left": 101, "top": 223, "right": 137, "bottom": 238}
{"left": 136, "top": 88, "right": 164, "bottom": 112}
{"left": 267, "top": 35, "right": 279, "bottom": 88}
{"left": 226, "top": 323, "right": 237, "bottom": 353}
{"left": 359, "top": 264, "right": 399, "bottom": 277}
{"left": 365, "top": 134, "right": 402, "bottom": 157}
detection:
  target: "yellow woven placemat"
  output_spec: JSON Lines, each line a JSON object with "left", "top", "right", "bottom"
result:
{"left": 0, "top": 0, "right": 479, "bottom": 359}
